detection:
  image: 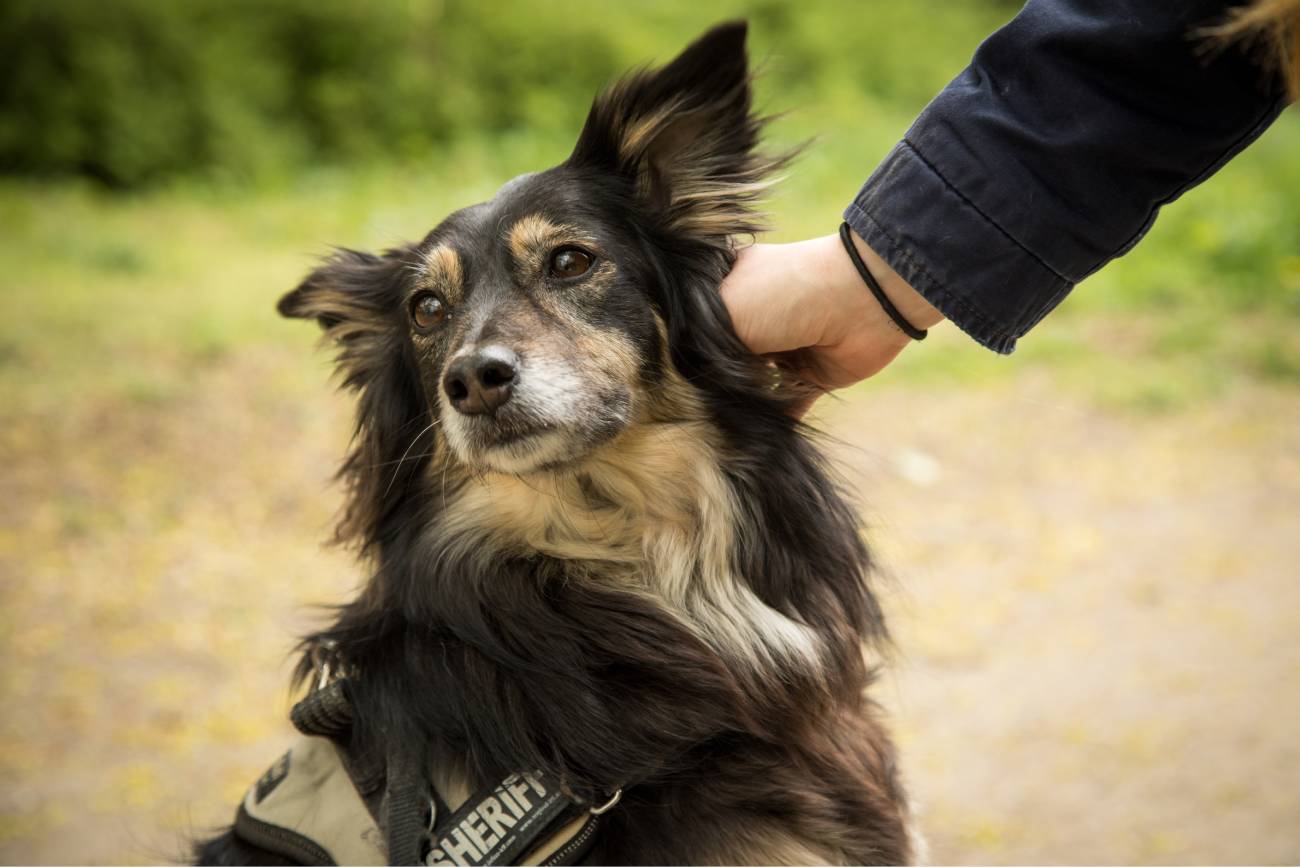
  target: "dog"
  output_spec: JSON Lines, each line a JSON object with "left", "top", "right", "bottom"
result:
{"left": 197, "top": 21, "right": 917, "bottom": 866}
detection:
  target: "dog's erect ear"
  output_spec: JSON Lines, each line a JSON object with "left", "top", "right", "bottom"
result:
{"left": 279, "top": 248, "right": 408, "bottom": 385}
{"left": 567, "top": 21, "right": 787, "bottom": 245}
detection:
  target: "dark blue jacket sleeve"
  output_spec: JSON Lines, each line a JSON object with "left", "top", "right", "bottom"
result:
{"left": 844, "top": 0, "right": 1291, "bottom": 353}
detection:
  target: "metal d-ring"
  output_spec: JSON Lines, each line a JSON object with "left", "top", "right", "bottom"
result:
{"left": 588, "top": 788, "right": 622, "bottom": 815}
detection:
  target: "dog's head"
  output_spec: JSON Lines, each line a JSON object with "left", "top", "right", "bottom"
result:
{"left": 281, "top": 22, "right": 796, "bottom": 545}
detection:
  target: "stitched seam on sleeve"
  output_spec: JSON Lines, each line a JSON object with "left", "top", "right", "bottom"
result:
{"left": 844, "top": 200, "right": 947, "bottom": 304}
{"left": 845, "top": 201, "right": 1022, "bottom": 352}
{"left": 899, "top": 138, "right": 1072, "bottom": 283}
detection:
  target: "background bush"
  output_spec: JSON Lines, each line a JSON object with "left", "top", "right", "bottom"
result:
{"left": 0, "top": 0, "right": 625, "bottom": 186}
{"left": 0, "top": 0, "right": 1017, "bottom": 187}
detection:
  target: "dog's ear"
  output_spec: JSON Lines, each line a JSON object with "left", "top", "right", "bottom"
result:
{"left": 568, "top": 21, "right": 787, "bottom": 245}
{"left": 279, "top": 248, "right": 403, "bottom": 329}
{"left": 278, "top": 248, "right": 408, "bottom": 385}
{"left": 281, "top": 247, "right": 427, "bottom": 550}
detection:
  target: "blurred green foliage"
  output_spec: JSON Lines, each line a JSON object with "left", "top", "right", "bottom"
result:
{"left": 0, "top": 0, "right": 1016, "bottom": 186}
{"left": 0, "top": 0, "right": 616, "bottom": 185}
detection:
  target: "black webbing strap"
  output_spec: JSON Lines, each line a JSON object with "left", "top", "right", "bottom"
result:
{"left": 291, "top": 680, "right": 428, "bottom": 865}
{"left": 385, "top": 738, "right": 431, "bottom": 866}
{"left": 287, "top": 671, "right": 602, "bottom": 866}
{"left": 291, "top": 679, "right": 354, "bottom": 738}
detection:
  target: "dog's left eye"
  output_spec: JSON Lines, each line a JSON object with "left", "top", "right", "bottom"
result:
{"left": 549, "top": 247, "right": 594, "bottom": 279}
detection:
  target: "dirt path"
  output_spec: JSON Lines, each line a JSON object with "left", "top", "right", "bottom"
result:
{"left": 818, "top": 375, "right": 1300, "bottom": 864}
{"left": 2, "top": 354, "right": 1297, "bottom": 864}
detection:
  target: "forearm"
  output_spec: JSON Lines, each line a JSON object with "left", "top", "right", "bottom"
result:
{"left": 848, "top": 0, "right": 1291, "bottom": 353}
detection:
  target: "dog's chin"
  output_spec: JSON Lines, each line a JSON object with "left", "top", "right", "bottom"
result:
{"left": 472, "top": 429, "right": 582, "bottom": 474}
{"left": 444, "top": 417, "right": 609, "bottom": 475}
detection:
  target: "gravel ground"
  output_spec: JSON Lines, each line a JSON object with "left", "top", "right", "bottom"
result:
{"left": 2, "top": 352, "right": 1297, "bottom": 864}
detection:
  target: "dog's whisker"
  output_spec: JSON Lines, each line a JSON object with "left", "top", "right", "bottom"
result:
{"left": 381, "top": 419, "right": 440, "bottom": 499}
{"left": 363, "top": 449, "right": 440, "bottom": 471}
{"left": 361, "top": 442, "right": 442, "bottom": 471}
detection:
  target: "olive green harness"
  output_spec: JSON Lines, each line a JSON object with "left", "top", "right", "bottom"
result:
{"left": 231, "top": 653, "right": 612, "bottom": 866}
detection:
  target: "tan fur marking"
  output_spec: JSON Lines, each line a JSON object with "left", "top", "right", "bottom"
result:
{"left": 592, "top": 70, "right": 791, "bottom": 246}
{"left": 667, "top": 177, "right": 781, "bottom": 237}
{"left": 421, "top": 245, "right": 464, "bottom": 304}
{"left": 506, "top": 214, "right": 608, "bottom": 279}
{"left": 430, "top": 757, "right": 474, "bottom": 813}
{"left": 618, "top": 101, "right": 682, "bottom": 161}
{"left": 503, "top": 215, "right": 617, "bottom": 321}
{"left": 572, "top": 327, "right": 639, "bottom": 391}
{"left": 716, "top": 828, "right": 848, "bottom": 866}
{"left": 295, "top": 288, "right": 391, "bottom": 388}
{"left": 507, "top": 214, "right": 560, "bottom": 263}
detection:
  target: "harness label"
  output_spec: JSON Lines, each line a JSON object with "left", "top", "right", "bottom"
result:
{"left": 425, "top": 772, "right": 572, "bottom": 866}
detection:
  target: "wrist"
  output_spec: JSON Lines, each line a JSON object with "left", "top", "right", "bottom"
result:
{"left": 834, "top": 228, "right": 944, "bottom": 333}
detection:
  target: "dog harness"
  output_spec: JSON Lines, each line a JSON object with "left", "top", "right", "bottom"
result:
{"left": 230, "top": 649, "right": 612, "bottom": 866}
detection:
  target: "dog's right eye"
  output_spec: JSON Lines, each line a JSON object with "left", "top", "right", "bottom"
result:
{"left": 410, "top": 292, "right": 447, "bottom": 331}
{"left": 549, "top": 247, "right": 594, "bottom": 280}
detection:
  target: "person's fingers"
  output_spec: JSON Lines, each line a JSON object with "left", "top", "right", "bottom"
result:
{"left": 720, "top": 233, "right": 923, "bottom": 416}
{"left": 719, "top": 246, "right": 783, "bottom": 355}
{"left": 720, "top": 242, "right": 827, "bottom": 356}
{"left": 767, "top": 350, "right": 834, "bottom": 418}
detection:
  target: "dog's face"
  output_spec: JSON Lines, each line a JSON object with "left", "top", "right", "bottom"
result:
{"left": 386, "top": 177, "right": 663, "bottom": 474}
{"left": 280, "top": 22, "right": 790, "bottom": 506}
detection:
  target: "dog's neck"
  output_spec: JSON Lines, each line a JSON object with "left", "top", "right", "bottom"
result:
{"left": 331, "top": 374, "right": 878, "bottom": 804}
{"left": 433, "top": 413, "right": 822, "bottom": 673}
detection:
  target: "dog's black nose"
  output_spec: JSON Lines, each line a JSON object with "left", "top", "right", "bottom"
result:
{"left": 443, "top": 346, "right": 518, "bottom": 415}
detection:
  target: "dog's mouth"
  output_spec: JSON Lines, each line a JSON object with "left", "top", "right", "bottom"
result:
{"left": 454, "top": 418, "right": 576, "bottom": 473}
{"left": 442, "top": 403, "right": 630, "bottom": 475}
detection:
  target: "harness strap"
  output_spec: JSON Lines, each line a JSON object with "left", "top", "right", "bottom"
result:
{"left": 255, "top": 660, "right": 606, "bottom": 866}
{"left": 291, "top": 677, "right": 387, "bottom": 823}
{"left": 290, "top": 677, "right": 427, "bottom": 863}
{"left": 385, "top": 738, "right": 432, "bottom": 866}
{"left": 290, "top": 679, "right": 353, "bottom": 739}
{"left": 424, "top": 772, "right": 575, "bottom": 867}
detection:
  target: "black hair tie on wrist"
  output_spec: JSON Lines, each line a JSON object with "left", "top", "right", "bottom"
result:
{"left": 838, "top": 221, "right": 927, "bottom": 341}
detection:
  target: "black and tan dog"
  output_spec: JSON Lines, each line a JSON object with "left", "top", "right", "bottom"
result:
{"left": 198, "top": 21, "right": 918, "bottom": 866}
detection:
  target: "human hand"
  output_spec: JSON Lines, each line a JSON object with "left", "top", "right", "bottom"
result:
{"left": 719, "top": 228, "right": 943, "bottom": 410}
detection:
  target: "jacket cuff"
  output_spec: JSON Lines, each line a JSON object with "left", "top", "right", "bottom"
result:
{"left": 844, "top": 140, "right": 1074, "bottom": 354}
